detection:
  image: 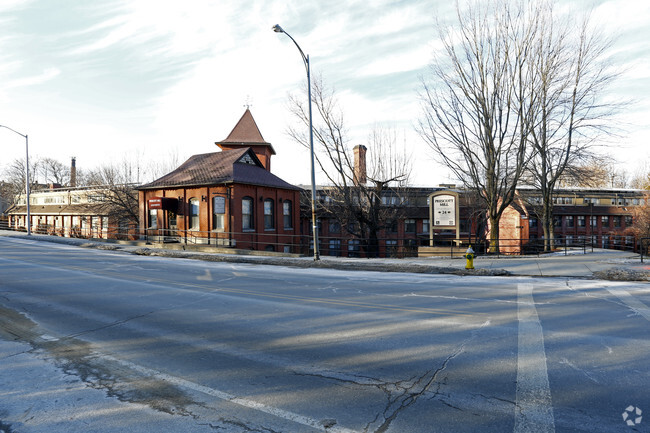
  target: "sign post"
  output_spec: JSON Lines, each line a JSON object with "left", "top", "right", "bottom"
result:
{"left": 429, "top": 190, "right": 460, "bottom": 246}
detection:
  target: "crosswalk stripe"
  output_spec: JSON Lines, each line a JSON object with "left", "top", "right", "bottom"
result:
{"left": 515, "top": 283, "right": 555, "bottom": 433}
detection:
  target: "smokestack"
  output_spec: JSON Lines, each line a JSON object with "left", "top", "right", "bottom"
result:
{"left": 353, "top": 145, "right": 367, "bottom": 186}
{"left": 70, "top": 157, "right": 77, "bottom": 187}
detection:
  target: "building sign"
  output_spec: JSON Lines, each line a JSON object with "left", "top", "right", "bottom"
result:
{"left": 433, "top": 194, "right": 456, "bottom": 227}
{"left": 148, "top": 198, "right": 163, "bottom": 209}
{"left": 148, "top": 197, "right": 178, "bottom": 211}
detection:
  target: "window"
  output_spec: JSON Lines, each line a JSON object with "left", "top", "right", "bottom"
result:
{"left": 529, "top": 217, "right": 538, "bottom": 228}
{"left": 148, "top": 209, "right": 157, "bottom": 229}
{"left": 189, "top": 198, "right": 200, "bottom": 230}
{"left": 348, "top": 239, "right": 361, "bottom": 257}
{"left": 405, "top": 219, "right": 416, "bottom": 233}
{"left": 590, "top": 216, "right": 598, "bottom": 227}
{"left": 242, "top": 197, "right": 254, "bottom": 230}
{"left": 381, "top": 195, "right": 401, "bottom": 206}
{"left": 584, "top": 197, "right": 598, "bottom": 205}
{"left": 553, "top": 196, "right": 574, "bottom": 205}
{"left": 611, "top": 197, "right": 624, "bottom": 205}
{"left": 386, "top": 240, "right": 398, "bottom": 258}
{"left": 578, "top": 216, "right": 586, "bottom": 227}
{"left": 212, "top": 196, "right": 225, "bottom": 231}
{"left": 613, "top": 216, "right": 622, "bottom": 227}
{"left": 328, "top": 220, "right": 341, "bottom": 233}
{"left": 566, "top": 216, "right": 574, "bottom": 228}
{"left": 264, "top": 199, "right": 275, "bottom": 230}
{"left": 554, "top": 216, "right": 562, "bottom": 228}
{"left": 602, "top": 215, "right": 609, "bottom": 227}
{"left": 283, "top": 200, "right": 292, "bottom": 229}
{"left": 423, "top": 219, "right": 430, "bottom": 234}
{"left": 389, "top": 220, "right": 398, "bottom": 233}
{"left": 329, "top": 239, "right": 341, "bottom": 257}
{"left": 625, "top": 216, "right": 633, "bottom": 227}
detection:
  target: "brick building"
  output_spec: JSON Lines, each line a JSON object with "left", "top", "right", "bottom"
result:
{"left": 299, "top": 180, "right": 645, "bottom": 257}
{"left": 137, "top": 109, "right": 302, "bottom": 252}
{"left": 513, "top": 186, "right": 645, "bottom": 252}
{"left": 5, "top": 184, "right": 138, "bottom": 239}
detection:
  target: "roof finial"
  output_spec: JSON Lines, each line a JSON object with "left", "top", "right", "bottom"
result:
{"left": 244, "top": 95, "right": 253, "bottom": 110}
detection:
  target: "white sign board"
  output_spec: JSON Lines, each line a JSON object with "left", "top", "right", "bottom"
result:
{"left": 213, "top": 196, "right": 226, "bottom": 214}
{"left": 433, "top": 194, "right": 456, "bottom": 227}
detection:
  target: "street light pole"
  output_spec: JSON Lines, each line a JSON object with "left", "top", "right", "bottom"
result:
{"left": 0, "top": 125, "right": 31, "bottom": 236}
{"left": 273, "top": 24, "right": 320, "bottom": 260}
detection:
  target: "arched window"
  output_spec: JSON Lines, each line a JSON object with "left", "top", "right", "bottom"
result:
{"left": 264, "top": 198, "right": 274, "bottom": 230}
{"left": 283, "top": 200, "right": 292, "bottom": 229}
{"left": 242, "top": 197, "right": 254, "bottom": 230}
{"left": 189, "top": 198, "right": 199, "bottom": 230}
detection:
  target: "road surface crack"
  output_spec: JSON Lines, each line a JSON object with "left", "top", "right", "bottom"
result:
{"left": 363, "top": 349, "right": 461, "bottom": 433}
{"left": 64, "top": 311, "right": 156, "bottom": 339}
{"left": 363, "top": 320, "right": 490, "bottom": 433}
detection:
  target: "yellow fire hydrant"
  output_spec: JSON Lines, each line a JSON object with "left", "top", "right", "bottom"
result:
{"left": 464, "top": 246, "right": 475, "bottom": 270}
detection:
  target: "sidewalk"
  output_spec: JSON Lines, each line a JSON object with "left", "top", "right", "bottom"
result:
{"left": 1, "top": 230, "right": 647, "bottom": 280}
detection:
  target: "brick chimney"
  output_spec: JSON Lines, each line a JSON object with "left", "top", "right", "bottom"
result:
{"left": 70, "top": 157, "right": 77, "bottom": 187}
{"left": 353, "top": 145, "right": 367, "bottom": 186}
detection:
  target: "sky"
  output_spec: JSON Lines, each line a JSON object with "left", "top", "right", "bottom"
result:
{"left": 0, "top": 0, "right": 648, "bottom": 187}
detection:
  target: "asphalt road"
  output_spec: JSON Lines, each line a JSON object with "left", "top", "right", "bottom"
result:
{"left": 0, "top": 236, "right": 648, "bottom": 433}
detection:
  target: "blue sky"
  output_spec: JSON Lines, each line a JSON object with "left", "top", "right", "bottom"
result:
{"left": 0, "top": 0, "right": 648, "bottom": 186}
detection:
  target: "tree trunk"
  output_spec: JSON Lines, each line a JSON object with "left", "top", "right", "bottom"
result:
{"left": 489, "top": 215, "right": 500, "bottom": 253}
{"left": 367, "top": 227, "right": 380, "bottom": 258}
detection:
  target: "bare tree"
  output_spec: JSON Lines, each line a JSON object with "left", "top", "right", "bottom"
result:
{"left": 39, "top": 157, "right": 70, "bottom": 186}
{"left": 288, "top": 75, "right": 412, "bottom": 257}
{"left": 1, "top": 157, "right": 40, "bottom": 203}
{"left": 84, "top": 159, "right": 140, "bottom": 224}
{"left": 559, "top": 160, "right": 629, "bottom": 189}
{"left": 418, "top": 0, "right": 534, "bottom": 252}
{"left": 629, "top": 167, "right": 650, "bottom": 190}
{"left": 525, "top": 2, "right": 621, "bottom": 251}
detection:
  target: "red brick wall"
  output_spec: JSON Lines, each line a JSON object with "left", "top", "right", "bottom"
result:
{"left": 140, "top": 184, "right": 300, "bottom": 252}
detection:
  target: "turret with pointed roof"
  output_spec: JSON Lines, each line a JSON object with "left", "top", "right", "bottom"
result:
{"left": 216, "top": 109, "right": 276, "bottom": 171}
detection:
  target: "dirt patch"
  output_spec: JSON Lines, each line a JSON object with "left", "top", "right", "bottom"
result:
{"left": 130, "top": 248, "right": 511, "bottom": 276}
{"left": 592, "top": 267, "right": 650, "bottom": 281}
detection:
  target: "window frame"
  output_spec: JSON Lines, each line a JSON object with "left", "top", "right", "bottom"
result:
{"left": 242, "top": 197, "right": 254, "bottom": 231}
{"left": 188, "top": 197, "right": 200, "bottom": 231}
{"left": 283, "top": 200, "right": 293, "bottom": 229}
{"left": 264, "top": 198, "right": 275, "bottom": 230}
{"left": 212, "top": 196, "right": 226, "bottom": 231}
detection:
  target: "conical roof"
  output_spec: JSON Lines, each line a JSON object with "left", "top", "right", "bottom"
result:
{"left": 222, "top": 109, "right": 265, "bottom": 143}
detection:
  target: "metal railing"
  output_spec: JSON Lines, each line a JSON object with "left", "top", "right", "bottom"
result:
{"left": 0, "top": 218, "right": 642, "bottom": 259}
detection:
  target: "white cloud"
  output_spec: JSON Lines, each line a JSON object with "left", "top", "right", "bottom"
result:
{"left": 4, "top": 67, "right": 60, "bottom": 89}
{"left": 0, "top": 0, "right": 648, "bottom": 188}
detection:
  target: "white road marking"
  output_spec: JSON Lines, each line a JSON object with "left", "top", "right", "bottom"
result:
{"left": 196, "top": 269, "right": 213, "bottom": 281}
{"left": 515, "top": 283, "right": 555, "bottom": 433}
{"left": 101, "top": 354, "right": 358, "bottom": 433}
{"left": 606, "top": 287, "right": 650, "bottom": 321}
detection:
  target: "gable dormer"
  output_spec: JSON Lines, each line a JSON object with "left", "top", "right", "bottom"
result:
{"left": 216, "top": 109, "right": 276, "bottom": 171}
{"left": 236, "top": 149, "right": 264, "bottom": 167}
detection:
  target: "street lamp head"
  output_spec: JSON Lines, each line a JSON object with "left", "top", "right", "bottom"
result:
{"left": 272, "top": 24, "right": 284, "bottom": 33}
